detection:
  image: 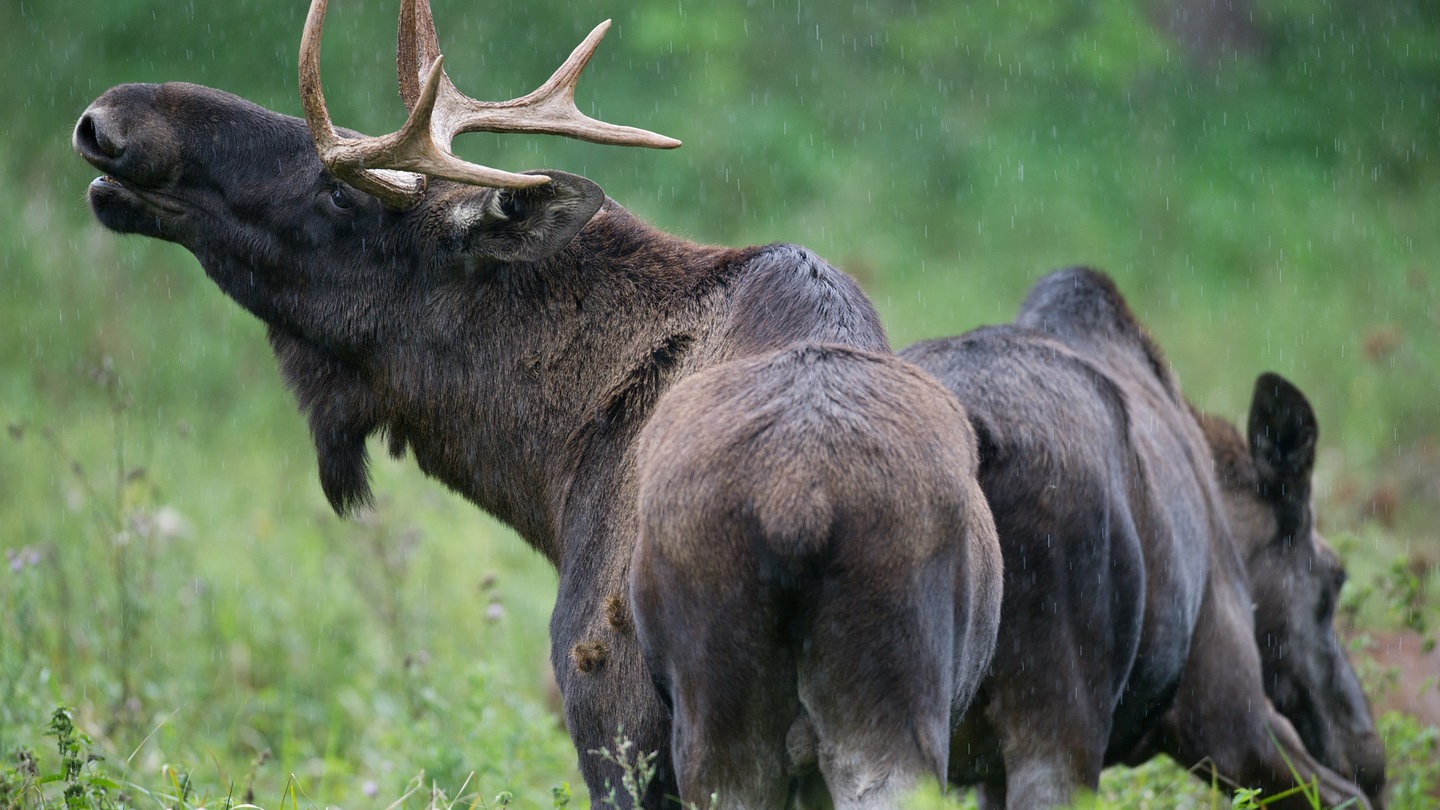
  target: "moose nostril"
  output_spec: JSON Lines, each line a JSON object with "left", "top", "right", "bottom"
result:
{"left": 74, "top": 112, "right": 122, "bottom": 161}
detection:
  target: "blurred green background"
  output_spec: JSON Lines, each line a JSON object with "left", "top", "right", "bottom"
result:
{"left": 2, "top": 0, "right": 1437, "bottom": 806}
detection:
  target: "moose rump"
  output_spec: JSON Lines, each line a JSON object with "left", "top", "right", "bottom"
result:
{"left": 631, "top": 344, "right": 1002, "bottom": 809}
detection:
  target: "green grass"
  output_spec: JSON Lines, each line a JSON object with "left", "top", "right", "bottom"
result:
{"left": 3, "top": 0, "right": 1438, "bottom": 807}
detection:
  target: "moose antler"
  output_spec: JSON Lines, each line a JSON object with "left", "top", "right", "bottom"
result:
{"left": 299, "top": 0, "right": 681, "bottom": 209}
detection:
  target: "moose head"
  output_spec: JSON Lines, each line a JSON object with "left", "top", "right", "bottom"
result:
{"left": 73, "top": 0, "right": 695, "bottom": 525}
{"left": 1201, "top": 373, "right": 1387, "bottom": 803}
{"left": 76, "top": 0, "right": 677, "bottom": 339}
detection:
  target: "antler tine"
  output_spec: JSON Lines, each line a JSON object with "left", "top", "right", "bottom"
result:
{"left": 398, "top": 0, "right": 681, "bottom": 150}
{"left": 301, "top": 0, "right": 431, "bottom": 208}
{"left": 397, "top": 0, "right": 442, "bottom": 112}
{"left": 440, "top": 20, "right": 683, "bottom": 150}
{"left": 297, "top": 0, "right": 336, "bottom": 152}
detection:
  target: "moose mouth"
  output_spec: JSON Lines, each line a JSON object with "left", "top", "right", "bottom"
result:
{"left": 83, "top": 173, "right": 187, "bottom": 240}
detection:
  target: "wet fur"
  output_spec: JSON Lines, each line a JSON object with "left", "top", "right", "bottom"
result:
{"left": 632, "top": 345, "right": 1003, "bottom": 808}
{"left": 902, "top": 267, "right": 1383, "bottom": 809}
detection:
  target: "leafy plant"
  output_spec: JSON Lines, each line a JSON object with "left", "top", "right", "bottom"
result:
{"left": 588, "top": 729, "right": 659, "bottom": 809}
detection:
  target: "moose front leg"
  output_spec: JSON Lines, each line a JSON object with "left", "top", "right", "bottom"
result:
{"left": 550, "top": 586, "right": 677, "bottom": 809}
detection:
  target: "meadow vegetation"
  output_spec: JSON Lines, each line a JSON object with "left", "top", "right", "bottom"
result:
{"left": 1, "top": 0, "right": 1436, "bottom": 806}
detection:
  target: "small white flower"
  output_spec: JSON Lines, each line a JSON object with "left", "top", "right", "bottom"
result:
{"left": 154, "top": 506, "right": 189, "bottom": 539}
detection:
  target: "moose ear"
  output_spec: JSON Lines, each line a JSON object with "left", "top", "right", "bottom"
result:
{"left": 460, "top": 171, "right": 604, "bottom": 264}
{"left": 1247, "top": 371, "right": 1318, "bottom": 503}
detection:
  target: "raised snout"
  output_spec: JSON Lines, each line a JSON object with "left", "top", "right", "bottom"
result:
{"left": 74, "top": 84, "right": 195, "bottom": 240}
{"left": 73, "top": 83, "right": 179, "bottom": 190}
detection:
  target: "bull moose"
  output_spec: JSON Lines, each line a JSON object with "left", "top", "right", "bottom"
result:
{"left": 72, "top": 0, "right": 1003, "bottom": 805}
{"left": 902, "top": 267, "right": 1385, "bottom": 808}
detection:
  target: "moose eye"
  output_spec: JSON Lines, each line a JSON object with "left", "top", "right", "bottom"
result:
{"left": 318, "top": 185, "right": 355, "bottom": 214}
{"left": 327, "top": 187, "right": 352, "bottom": 211}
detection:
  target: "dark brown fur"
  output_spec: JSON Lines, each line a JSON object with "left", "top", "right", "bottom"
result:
{"left": 1196, "top": 376, "right": 1385, "bottom": 801}
{"left": 74, "top": 80, "right": 997, "bottom": 807}
{"left": 902, "top": 267, "right": 1383, "bottom": 809}
{"left": 631, "top": 344, "right": 1003, "bottom": 808}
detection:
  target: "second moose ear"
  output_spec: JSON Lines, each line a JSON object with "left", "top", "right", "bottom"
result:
{"left": 1247, "top": 371, "right": 1318, "bottom": 504}
{"left": 458, "top": 171, "right": 605, "bottom": 264}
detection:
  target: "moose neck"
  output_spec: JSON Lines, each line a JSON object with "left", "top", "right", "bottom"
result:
{"left": 269, "top": 201, "right": 734, "bottom": 563}
{"left": 272, "top": 198, "right": 888, "bottom": 569}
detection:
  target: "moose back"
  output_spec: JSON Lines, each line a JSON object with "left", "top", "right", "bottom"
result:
{"left": 903, "top": 268, "right": 1384, "bottom": 808}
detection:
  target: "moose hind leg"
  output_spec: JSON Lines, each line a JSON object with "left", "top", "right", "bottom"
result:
{"left": 798, "top": 567, "right": 956, "bottom": 810}
{"left": 975, "top": 635, "right": 1112, "bottom": 809}
{"left": 660, "top": 588, "right": 798, "bottom": 809}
